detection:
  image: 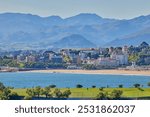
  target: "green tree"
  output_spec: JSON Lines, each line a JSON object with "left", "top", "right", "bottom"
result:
{"left": 0, "top": 88, "right": 11, "bottom": 100}
{"left": 0, "top": 82, "right": 5, "bottom": 91}
{"left": 128, "top": 54, "right": 139, "bottom": 63}
{"left": 42, "top": 86, "right": 52, "bottom": 98}
{"left": 62, "top": 90, "right": 71, "bottom": 98}
{"left": 99, "top": 87, "right": 104, "bottom": 91}
{"left": 49, "top": 85, "right": 56, "bottom": 88}
{"left": 148, "top": 82, "right": 150, "bottom": 87}
{"left": 76, "top": 84, "right": 83, "bottom": 88}
{"left": 92, "top": 85, "right": 96, "bottom": 88}
{"left": 118, "top": 84, "right": 123, "bottom": 88}
{"left": 96, "top": 91, "right": 108, "bottom": 100}
{"left": 53, "top": 89, "right": 63, "bottom": 98}
{"left": 63, "top": 56, "right": 72, "bottom": 63}
{"left": 26, "top": 88, "right": 35, "bottom": 97}
{"left": 133, "top": 84, "right": 141, "bottom": 88}
{"left": 34, "top": 86, "right": 42, "bottom": 98}
{"left": 82, "top": 64, "right": 97, "bottom": 70}
{"left": 111, "top": 90, "right": 123, "bottom": 99}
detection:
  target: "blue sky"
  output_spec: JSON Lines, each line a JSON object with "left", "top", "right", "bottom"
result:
{"left": 0, "top": 0, "right": 150, "bottom": 19}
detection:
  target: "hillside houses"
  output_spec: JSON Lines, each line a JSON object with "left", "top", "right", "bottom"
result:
{"left": 0, "top": 42, "right": 150, "bottom": 69}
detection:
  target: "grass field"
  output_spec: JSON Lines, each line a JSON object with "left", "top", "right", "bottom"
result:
{"left": 11, "top": 88, "right": 150, "bottom": 98}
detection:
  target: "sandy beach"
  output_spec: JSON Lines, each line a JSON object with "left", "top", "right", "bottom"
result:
{"left": 27, "top": 69, "right": 150, "bottom": 76}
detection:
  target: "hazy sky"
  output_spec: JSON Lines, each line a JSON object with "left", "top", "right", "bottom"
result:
{"left": 0, "top": 0, "right": 150, "bottom": 19}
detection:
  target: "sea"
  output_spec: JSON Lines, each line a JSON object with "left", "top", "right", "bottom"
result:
{"left": 0, "top": 72, "right": 150, "bottom": 88}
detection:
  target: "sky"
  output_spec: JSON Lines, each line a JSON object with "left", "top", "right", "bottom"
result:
{"left": 0, "top": 0, "right": 150, "bottom": 19}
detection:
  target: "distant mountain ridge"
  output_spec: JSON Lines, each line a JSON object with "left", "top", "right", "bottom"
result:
{"left": 53, "top": 34, "right": 96, "bottom": 48}
{"left": 0, "top": 13, "right": 150, "bottom": 50}
{"left": 106, "top": 27, "right": 150, "bottom": 46}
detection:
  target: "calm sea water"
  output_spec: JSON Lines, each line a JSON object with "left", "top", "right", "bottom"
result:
{"left": 0, "top": 72, "right": 150, "bottom": 88}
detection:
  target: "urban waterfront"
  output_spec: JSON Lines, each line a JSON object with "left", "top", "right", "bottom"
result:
{"left": 0, "top": 72, "right": 150, "bottom": 88}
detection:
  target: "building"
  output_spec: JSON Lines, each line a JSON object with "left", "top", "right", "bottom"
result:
{"left": 86, "top": 59, "right": 98, "bottom": 65}
{"left": 49, "top": 55, "right": 63, "bottom": 63}
{"left": 25, "top": 56, "right": 36, "bottom": 63}
{"left": 17, "top": 55, "right": 25, "bottom": 62}
{"left": 70, "top": 54, "right": 81, "bottom": 64}
{"left": 122, "top": 46, "right": 128, "bottom": 54}
{"left": 98, "top": 57, "right": 119, "bottom": 67}
{"left": 111, "top": 53, "right": 128, "bottom": 65}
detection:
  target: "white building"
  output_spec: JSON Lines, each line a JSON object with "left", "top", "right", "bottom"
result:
{"left": 98, "top": 57, "right": 119, "bottom": 67}
{"left": 111, "top": 53, "right": 128, "bottom": 65}
{"left": 25, "top": 56, "right": 36, "bottom": 63}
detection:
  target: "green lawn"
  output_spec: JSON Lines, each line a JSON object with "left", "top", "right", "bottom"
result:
{"left": 11, "top": 88, "right": 150, "bottom": 98}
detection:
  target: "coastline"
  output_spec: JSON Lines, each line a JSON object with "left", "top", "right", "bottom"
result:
{"left": 26, "top": 69, "right": 150, "bottom": 76}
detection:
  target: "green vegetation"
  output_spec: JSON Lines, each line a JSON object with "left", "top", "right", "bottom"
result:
{"left": 0, "top": 82, "right": 19, "bottom": 100}
{"left": 148, "top": 82, "right": 150, "bottom": 87}
{"left": 128, "top": 54, "right": 139, "bottom": 63}
{"left": 11, "top": 88, "right": 150, "bottom": 99}
{"left": 82, "top": 64, "right": 97, "bottom": 70}
{"left": 76, "top": 84, "right": 83, "bottom": 88}
{"left": 0, "top": 57, "right": 67, "bottom": 69}
{"left": 1, "top": 81, "right": 150, "bottom": 100}
{"left": 111, "top": 90, "right": 123, "bottom": 99}
{"left": 133, "top": 84, "right": 141, "bottom": 88}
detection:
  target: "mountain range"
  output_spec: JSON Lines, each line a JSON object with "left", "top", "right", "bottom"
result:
{"left": 0, "top": 13, "right": 150, "bottom": 50}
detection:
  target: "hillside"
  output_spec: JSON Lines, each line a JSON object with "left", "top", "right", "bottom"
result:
{"left": 53, "top": 34, "right": 96, "bottom": 48}
{"left": 106, "top": 27, "right": 150, "bottom": 46}
{"left": 0, "top": 13, "right": 150, "bottom": 50}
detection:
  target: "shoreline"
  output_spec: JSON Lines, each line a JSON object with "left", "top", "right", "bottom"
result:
{"left": 25, "top": 69, "right": 150, "bottom": 76}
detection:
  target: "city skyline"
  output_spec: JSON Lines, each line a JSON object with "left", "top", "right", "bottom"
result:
{"left": 0, "top": 0, "right": 150, "bottom": 19}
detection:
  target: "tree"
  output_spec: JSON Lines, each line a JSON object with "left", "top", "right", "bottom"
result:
{"left": 49, "top": 85, "right": 56, "bottom": 88}
{"left": 148, "top": 82, "right": 150, "bottom": 87}
{"left": 99, "top": 87, "right": 104, "bottom": 91}
{"left": 62, "top": 90, "right": 71, "bottom": 98}
{"left": 128, "top": 54, "right": 139, "bottom": 63}
{"left": 63, "top": 56, "right": 72, "bottom": 63}
{"left": 0, "top": 82, "right": 5, "bottom": 91}
{"left": 82, "top": 64, "right": 97, "bottom": 70}
{"left": 92, "top": 85, "right": 96, "bottom": 88}
{"left": 118, "top": 84, "right": 123, "bottom": 88}
{"left": 76, "top": 84, "right": 83, "bottom": 88}
{"left": 0, "top": 88, "right": 11, "bottom": 100}
{"left": 34, "top": 86, "right": 42, "bottom": 98}
{"left": 53, "top": 89, "right": 63, "bottom": 98}
{"left": 96, "top": 92, "right": 108, "bottom": 100}
{"left": 42, "top": 86, "right": 52, "bottom": 98}
{"left": 26, "top": 88, "right": 35, "bottom": 97}
{"left": 133, "top": 84, "right": 141, "bottom": 88}
{"left": 111, "top": 90, "right": 123, "bottom": 99}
